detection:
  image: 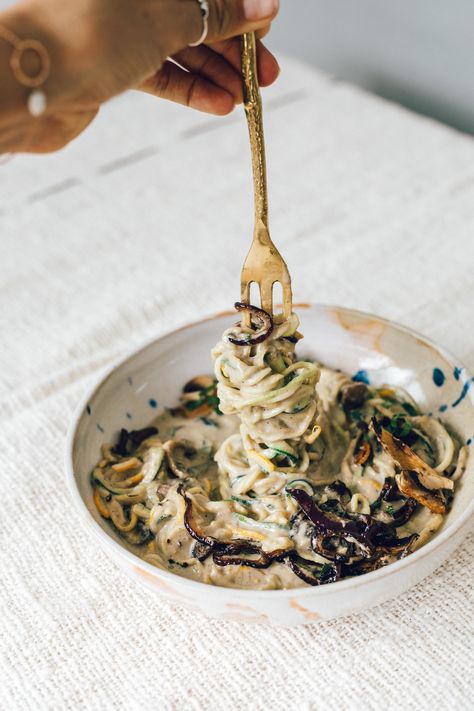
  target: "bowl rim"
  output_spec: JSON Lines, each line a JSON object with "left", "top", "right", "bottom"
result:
{"left": 65, "top": 303, "right": 474, "bottom": 600}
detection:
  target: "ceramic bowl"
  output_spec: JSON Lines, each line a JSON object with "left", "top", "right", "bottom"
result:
{"left": 66, "top": 305, "right": 474, "bottom": 626}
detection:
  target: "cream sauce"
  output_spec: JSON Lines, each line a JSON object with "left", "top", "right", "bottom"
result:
{"left": 91, "top": 313, "right": 466, "bottom": 590}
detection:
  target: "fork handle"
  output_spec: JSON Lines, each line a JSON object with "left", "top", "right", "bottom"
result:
{"left": 241, "top": 32, "right": 269, "bottom": 233}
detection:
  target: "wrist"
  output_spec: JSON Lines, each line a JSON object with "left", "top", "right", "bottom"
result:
{"left": 0, "top": 2, "right": 77, "bottom": 119}
{"left": 0, "top": 0, "right": 212, "bottom": 123}
{"left": 20, "top": 1, "right": 91, "bottom": 106}
{"left": 0, "top": 10, "right": 37, "bottom": 120}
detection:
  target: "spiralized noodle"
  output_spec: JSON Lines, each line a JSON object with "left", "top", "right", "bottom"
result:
{"left": 213, "top": 313, "right": 320, "bottom": 499}
{"left": 213, "top": 314, "right": 319, "bottom": 441}
{"left": 90, "top": 310, "right": 468, "bottom": 590}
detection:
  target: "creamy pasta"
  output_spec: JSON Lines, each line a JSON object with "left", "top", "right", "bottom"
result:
{"left": 91, "top": 306, "right": 467, "bottom": 590}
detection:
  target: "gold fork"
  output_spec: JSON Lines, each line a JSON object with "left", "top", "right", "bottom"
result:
{"left": 239, "top": 32, "right": 292, "bottom": 324}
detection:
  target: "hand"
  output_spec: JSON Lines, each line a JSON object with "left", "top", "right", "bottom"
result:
{"left": 140, "top": 30, "right": 278, "bottom": 116}
{"left": 1, "top": 0, "right": 280, "bottom": 153}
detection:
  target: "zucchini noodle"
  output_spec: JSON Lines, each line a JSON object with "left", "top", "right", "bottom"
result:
{"left": 213, "top": 313, "right": 320, "bottom": 498}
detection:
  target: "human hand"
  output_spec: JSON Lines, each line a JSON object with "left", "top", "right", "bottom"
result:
{"left": 1, "top": 0, "right": 280, "bottom": 153}
{"left": 138, "top": 8, "right": 280, "bottom": 116}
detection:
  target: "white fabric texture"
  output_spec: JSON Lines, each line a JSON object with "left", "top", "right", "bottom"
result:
{"left": 1, "top": 57, "right": 473, "bottom": 710}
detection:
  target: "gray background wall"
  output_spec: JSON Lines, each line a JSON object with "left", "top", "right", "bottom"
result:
{"left": 1, "top": 0, "right": 472, "bottom": 135}
{"left": 269, "top": 0, "right": 474, "bottom": 135}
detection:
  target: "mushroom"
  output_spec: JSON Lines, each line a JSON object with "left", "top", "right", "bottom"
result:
{"left": 370, "top": 419, "right": 454, "bottom": 492}
{"left": 163, "top": 440, "right": 188, "bottom": 479}
{"left": 311, "top": 532, "right": 354, "bottom": 562}
{"left": 345, "top": 513, "right": 398, "bottom": 549}
{"left": 128, "top": 427, "right": 159, "bottom": 448}
{"left": 179, "top": 486, "right": 217, "bottom": 547}
{"left": 213, "top": 544, "right": 289, "bottom": 569}
{"left": 341, "top": 557, "right": 385, "bottom": 577}
{"left": 370, "top": 477, "right": 403, "bottom": 514}
{"left": 340, "top": 382, "right": 368, "bottom": 410}
{"left": 354, "top": 440, "right": 371, "bottom": 466}
{"left": 340, "top": 533, "right": 417, "bottom": 575}
{"left": 287, "top": 552, "right": 340, "bottom": 586}
{"left": 111, "top": 427, "right": 158, "bottom": 457}
{"left": 378, "top": 532, "right": 418, "bottom": 557}
{"left": 163, "top": 439, "right": 209, "bottom": 479}
{"left": 290, "top": 488, "right": 387, "bottom": 560}
{"left": 379, "top": 477, "right": 400, "bottom": 502}
{"left": 112, "top": 428, "right": 130, "bottom": 457}
{"left": 290, "top": 488, "right": 371, "bottom": 546}
{"left": 395, "top": 471, "right": 447, "bottom": 514}
{"left": 390, "top": 497, "right": 418, "bottom": 526}
{"left": 318, "top": 480, "right": 351, "bottom": 517}
{"left": 227, "top": 303, "right": 274, "bottom": 346}
{"left": 182, "top": 402, "right": 214, "bottom": 419}
{"left": 178, "top": 485, "right": 289, "bottom": 568}
{"left": 369, "top": 477, "right": 418, "bottom": 524}
{"left": 183, "top": 374, "right": 215, "bottom": 393}
{"left": 175, "top": 375, "right": 218, "bottom": 418}
{"left": 191, "top": 541, "right": 213, "bottom": 562}
{"left": 324, "top": 480, "right": 352, "bottom": 505}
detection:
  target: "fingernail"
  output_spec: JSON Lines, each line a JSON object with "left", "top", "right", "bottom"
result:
{"left": 244, "top": 0, "right": 279, "bottom": 21}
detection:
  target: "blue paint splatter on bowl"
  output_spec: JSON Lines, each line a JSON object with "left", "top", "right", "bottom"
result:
{"left": 352, "top": 370, "right": 370, "bottom": 385}
{"left": 86, "top": 404, "right": 92, "bottom": 415}
{"left": 96, "top": 423, "right": 105, "bottom": 433}
{"left": 454, "top": 367, "right": 462, "bottom": 381}
{"left": 148, "top": 398, "right": 158, "bottom": 408}
{"left": 433, "top": 368, "right": 445, "bottom": 387}
{"left": 126, "top": 412, "right": 132, "bottom": 420}
{"left": 438, "top": 404, "right": 448, "bottom": 413}
{"left": 452, "top": 379, "right": 472, "bottom": 408}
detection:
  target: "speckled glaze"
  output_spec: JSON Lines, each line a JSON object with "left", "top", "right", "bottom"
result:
{"left": 66, "top": 305, "right": 474, "bottom": 626}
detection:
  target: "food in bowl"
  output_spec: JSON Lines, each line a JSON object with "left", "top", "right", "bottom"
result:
{"left": 90, "top": 304, "right": 468, "bottom": 590}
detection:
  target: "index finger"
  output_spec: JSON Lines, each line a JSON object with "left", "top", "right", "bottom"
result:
{"left": 207, "top": 36, "right": 280, "bottom": 87}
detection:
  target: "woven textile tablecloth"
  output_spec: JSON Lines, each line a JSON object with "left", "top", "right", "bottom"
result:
{"left": 1, "top": 57, "right": 473, "bottom": 710}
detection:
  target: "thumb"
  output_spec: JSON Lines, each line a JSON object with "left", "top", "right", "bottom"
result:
{"left": 204, "top": 0, "right": 280, "bottom": 43}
